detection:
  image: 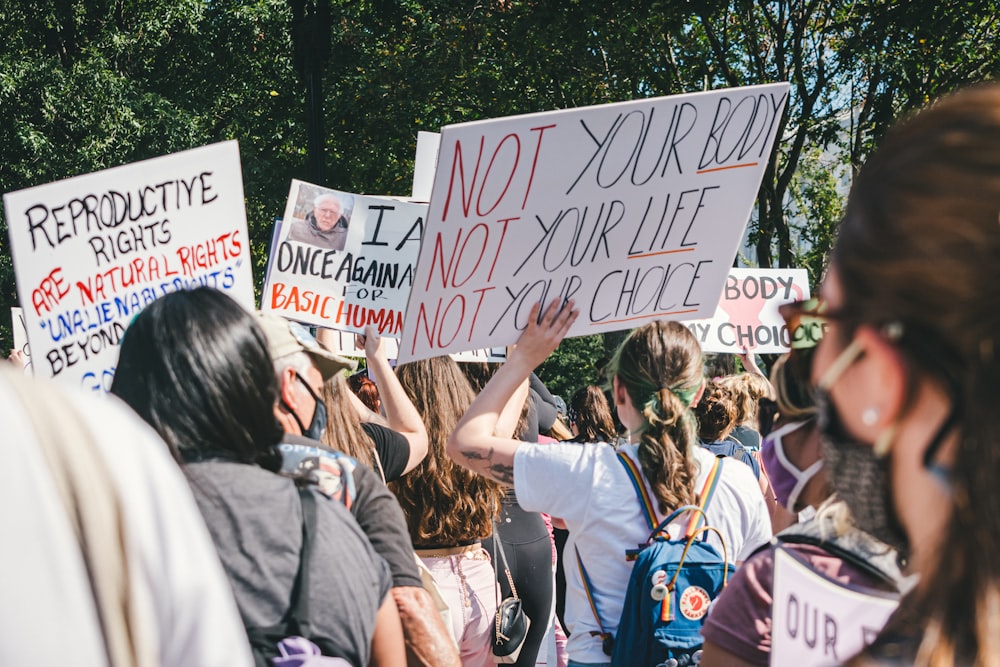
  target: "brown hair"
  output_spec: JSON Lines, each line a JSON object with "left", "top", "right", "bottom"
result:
{"left": 693, "top": 382, "right": 737, "bottom": 442}
{"left": 458, "top": 361, "right": 531, "bottom": 439}
{"left": 769, "top": 351, "right": 816, "bottom": 421}
{"left": 320, "top": 374, "right": 376, "bottom": 468}
{"left": 390, "top": 357, "right": 503, "bottom": 546}
{"left": 834, "top": 83, "right": 1000, "bottom": 666}
{"left": 718, "top": 373, "right": 775, "bottom": 428}
{"left": 348, "top": 373, "right": 380, "bottom": 414}
{"left": 606, "top": 321, "right": 703, "bottom": 513}
{"left": 569, "top": 384, "right": 619, "bottom": 443}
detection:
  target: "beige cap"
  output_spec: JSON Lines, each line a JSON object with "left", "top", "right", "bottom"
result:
{"left": 256, "top": 312, "right": 356, "bottom": 379}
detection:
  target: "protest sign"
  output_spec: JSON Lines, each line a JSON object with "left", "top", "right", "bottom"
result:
{"left": 771, "top": 547, "right": 899, "bottom": 667}
{"left": 684, "top": 267, "right": 809, "bottom": 353}
{"left": 412, "top": 131, "right": 441, "bottom": 201}
{"left": 3, "top": 141, "right": 255, "bottom": 392}
{"left": 316, "top": 327, "right": 506, "bottom": 364}
{"left": 262, "top": 181, "right": 425, "bottom": 336}
{"left": 398, "top": 82, "right": 790, "bottom": 363}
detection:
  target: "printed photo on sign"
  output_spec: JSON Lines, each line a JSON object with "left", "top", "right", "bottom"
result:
{"left": 684, "top": 268, "right": 809, "bottom": 354}
{"left": 398, "top": 82, "right": 790, "bottom": 363}
{"left": 771, "top": 547, "right": 899, "bottom": 667}
{"left": 261, "top": 181, "right": 423, "bottom": 336}
{"left": 3, "top": 140, "right": 255, "bottom": 393}
{"left": 286, "top": 187, "right": 355, "bottom": 252}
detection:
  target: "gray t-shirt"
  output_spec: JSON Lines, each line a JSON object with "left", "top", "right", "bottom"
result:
{"left": 185, "top": 461, "right": 391, "bottom": 667}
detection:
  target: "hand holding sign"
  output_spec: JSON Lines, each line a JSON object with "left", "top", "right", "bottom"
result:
{"left": 508, "top": 300, "right": 580, "bottom": 371}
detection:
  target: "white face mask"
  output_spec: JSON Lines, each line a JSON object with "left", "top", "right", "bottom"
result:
{"left": 761, "top": 420, "right": 823, "bottom": 513}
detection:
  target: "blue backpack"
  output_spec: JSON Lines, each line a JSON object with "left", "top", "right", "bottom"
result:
{"left": 578, "top": 453, "right": 733, "bottom": 667}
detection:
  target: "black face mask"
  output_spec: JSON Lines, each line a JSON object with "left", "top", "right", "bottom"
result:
{"left": 286, "top": 372, "right": 328, "bottom": 442}
{"left": 815, "top": 387, "right": 912, "bottom": 561}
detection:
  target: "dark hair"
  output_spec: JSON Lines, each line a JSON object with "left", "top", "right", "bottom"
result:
{"left": 110, "top": 287, "right": 284, "bottom": 471}
{"left": 833, "top": 83, "right": 1000, "bottom": 665}
{"left": 693, "top": 382, "right": 737, "bottom": 442}
{"left": 569, "top": 384, "right": 619, "bottom": 443}
{"left": 606, "top": 321, "right": 703, "bottom": 513}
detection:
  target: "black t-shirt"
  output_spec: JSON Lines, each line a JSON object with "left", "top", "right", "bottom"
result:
{"left": 360, "top": 422, "right": 410, "bottom": 482}
{"left": 279, "top": 434, "right": 422, "bottom": 588}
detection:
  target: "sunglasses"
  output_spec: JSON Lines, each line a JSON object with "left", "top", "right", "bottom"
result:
{"left": 778, "top": 298, "right": 845, "bottom": 350}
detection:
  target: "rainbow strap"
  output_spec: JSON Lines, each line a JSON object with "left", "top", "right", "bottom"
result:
{"left": 617, "top": 452, "right": 658, "bottom": 532}
{"left": 616, "top": 452, "right": 723, "bottom": 539}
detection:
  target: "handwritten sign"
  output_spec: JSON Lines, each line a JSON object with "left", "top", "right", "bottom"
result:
{"left": 3, "top": 141, "right": 255, "bottom": 392}
{"left": 398, "top": 83, "right": 790, "bottom": 363}
{"left": 261, "top": 181, "right": 425, "bottom": 337}
{"left": 771, "top": 547, "right": 899, "bottom": 667}
{"left": 683, "top": 268, "right": 808, "bottom": 353}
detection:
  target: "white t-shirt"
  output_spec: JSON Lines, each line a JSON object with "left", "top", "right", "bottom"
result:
{"left": 0, "top": 377, "right": 252, "bottom": 666}
{"left": 514, "top": 441, "right": 771, "bottom": 664}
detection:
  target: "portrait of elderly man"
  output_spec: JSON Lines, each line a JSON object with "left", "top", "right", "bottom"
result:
{"left": 288, "top": 192, "right": 352, "bottom": 251}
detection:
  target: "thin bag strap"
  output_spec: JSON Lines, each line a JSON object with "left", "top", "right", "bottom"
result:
{"left": 574, "top": 546, "right": 613, "bottom": 651}
{"left": 288, "top": 486, "right": 318, "bottom": 634}
{"left": 491, "top": 522, "right": 519, "bottom": 600}
{"left": 11, "top": 371, "right": 155, "bottom": 667}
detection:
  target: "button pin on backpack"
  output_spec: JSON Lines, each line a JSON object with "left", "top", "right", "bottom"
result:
{"left": 650, "top": 569, "right": 668, "bottom": 601}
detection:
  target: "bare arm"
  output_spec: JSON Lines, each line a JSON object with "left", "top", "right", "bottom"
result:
{"left": 446, "top": 300, "right": 578, "bottom": 485}
{"left": 369, "top": 593, "right": 406, "bottom": 667}
{"left": 392, "top": 586, "right": 461, "bottom": 667}
{"left": 358, "top": 327, "right": 429, "bottom": 474}
{"left": 739, "top": 347, "right": 767, "bottom": 379}
{"left": 494, "top": 375, "right": 529, "bottom": 439}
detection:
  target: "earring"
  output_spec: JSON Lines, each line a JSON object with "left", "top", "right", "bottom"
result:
{"left": 862, "top": 408, "right": 879, "bottom": 426}
{"left": 873, "top": 424, "right": 898, "bottom": 458}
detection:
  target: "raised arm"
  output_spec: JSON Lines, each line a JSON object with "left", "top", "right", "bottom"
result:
{"left": 447, "top": 300, "right": 578, "bottom": 485}
{"left": 361, "top": 326, "right": 430, "bottom": 474}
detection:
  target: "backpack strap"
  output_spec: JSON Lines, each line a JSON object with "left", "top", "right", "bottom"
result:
{"left": 774, "top": 516, "right": 909, "bottom": 591}
{"left": 684, "top": 455, "right": 723, "bottom": 539}
{"left": 245, "top": 485, "right": 318, "bottom": 659}
{"left": 574, "top": 546, "right": 614, "bottom": 657}
{"left": 616, "top": 451, "right": 657, "bottom": 532}
{"left": 288, "top": 486, "right": 318, "bottom": 634}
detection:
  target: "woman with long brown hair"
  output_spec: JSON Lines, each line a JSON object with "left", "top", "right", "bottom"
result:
{"left": 391, "top": 356, "right": 506, "bottom": 667}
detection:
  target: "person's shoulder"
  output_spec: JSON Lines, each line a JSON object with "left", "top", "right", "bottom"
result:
{"left": 519, "top": 438, "right": 617, "bottom": 465}
{"left": 360, "top": 421, "right": 405, "bottom": 445}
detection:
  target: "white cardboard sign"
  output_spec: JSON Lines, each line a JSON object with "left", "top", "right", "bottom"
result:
{"left": 771, "top": 547, "right": 899, "bottom": 667}
{"left": 684, "top": 268, "right": 809, "bottom": 353}
{"left": 3, "top": 141, "right": 255, "bottom": 392}
{"left": 261, "top": 180, "right": 424, "bottom": 337}
{"left": 398, "top": 83, "right": 790, "bottom": 363}
{"left": 317, "top": 327, "right": 507, "bottom": 364}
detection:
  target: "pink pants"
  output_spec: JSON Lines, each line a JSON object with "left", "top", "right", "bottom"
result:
{"left": 419, "top": 548, "right": 499, "bottom": 667}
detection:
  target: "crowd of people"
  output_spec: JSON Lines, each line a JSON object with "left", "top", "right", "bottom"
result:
{"left": 4, "top": 81, "right": 1000, "bottom": 667}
